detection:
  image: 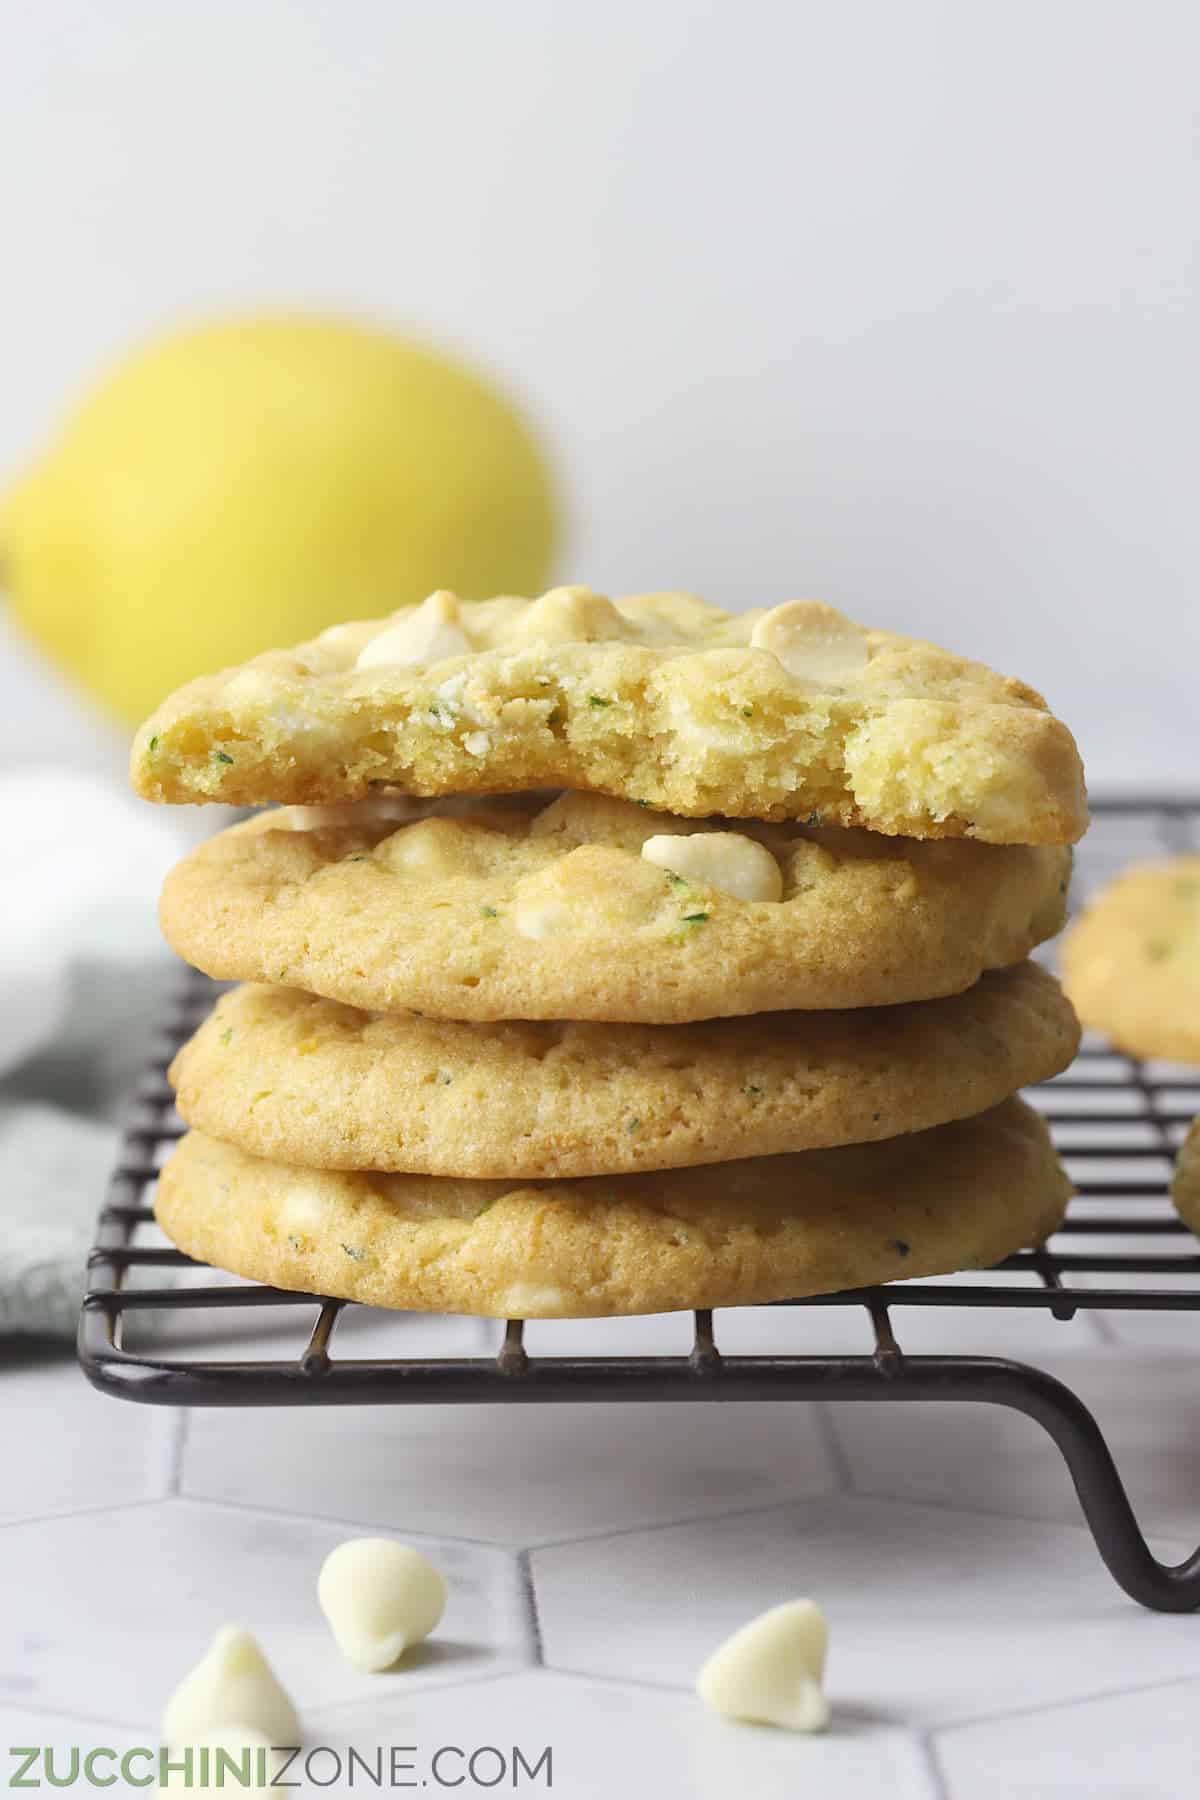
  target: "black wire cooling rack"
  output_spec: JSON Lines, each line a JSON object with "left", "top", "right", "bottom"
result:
{"left": 79, "top": 797, "right": 1200, "bottom": 1612}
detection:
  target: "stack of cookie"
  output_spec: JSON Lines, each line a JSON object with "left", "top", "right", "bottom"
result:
{"left": 133, "top": 588, "right": 1085, "bottom": 1318}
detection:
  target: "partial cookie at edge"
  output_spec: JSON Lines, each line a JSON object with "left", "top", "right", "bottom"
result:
{"left": 1062, "top": 856, "right": 1200, "bottom": 1063}
{"left": 1170, "top": 1118, "right": 1200, "bottom": 1235}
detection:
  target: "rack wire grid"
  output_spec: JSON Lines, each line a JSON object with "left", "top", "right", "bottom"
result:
{"left": 80, "top": 795, "right": 1200, "bottom": 1612}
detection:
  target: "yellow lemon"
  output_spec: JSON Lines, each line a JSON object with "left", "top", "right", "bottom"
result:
{"left": 0, "top": 313, "right": 561, "bottom": 723}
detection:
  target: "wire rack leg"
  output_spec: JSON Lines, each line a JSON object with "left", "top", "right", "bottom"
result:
{"left": 890, "top": 1358, "right": 1200, "bottom": 1612}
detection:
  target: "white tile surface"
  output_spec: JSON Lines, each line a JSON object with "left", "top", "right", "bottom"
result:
{"left": 532, "top": 1497, "right": 1200, "bottom": 1726}
{"left": 829, "top": 1348, "right": 1200, "bottom": 1538}
{"left": 0, "top": 1342, "right": 170, "bottom": 1525}
{"left": 4, "top": 1257, "right": 1200, "bottom": 1796}
{"left": 934, "top": 1676, "right": 1200, "bottom": 1799}
{"left": 0, "top": 1498, "right": 529, "bottom": 1729}
{"left": 310, "top": 1670, "right": 939, "bottom": 1800}
{"left": 181, "top": 1397, "right": 837, "bottom": 1544}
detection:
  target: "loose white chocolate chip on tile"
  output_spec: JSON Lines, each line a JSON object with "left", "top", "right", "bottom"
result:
{"left": 750, "top": 599, "right": 869, "bottom": 686}
{"left": 355, "top": 590, "right": 471, "bottom": 670}
{"left": 318, "top": 1539, "right": 447, "bottom": 1672}
{"left": 158, "top": 1727, "right": 279, "bottom": 1795}
{"left": 641, "top": 831, "right": 784, "bottom": 902}
{"left": 696, "top": 1599, "right": 830, "bottom": 1732}
{"left": 162, "top": 1625, "right": 300, "bottom": 1749}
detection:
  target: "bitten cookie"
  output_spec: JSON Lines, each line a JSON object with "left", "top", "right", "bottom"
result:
{"left": 155, "top": 1099, "right": 1070, "bottom": 1318}
{"left": 132, "top": 587, "right": 1087, "bottom": 844}
{"left": 1062, "top": 857, "right": 1200, "bottom": 1063}
{"left": 159, "top": 792, "right": 1072, "bottom": 1023}
{"left": 170, "top": 963, "right": 1079, "bottom": 1178}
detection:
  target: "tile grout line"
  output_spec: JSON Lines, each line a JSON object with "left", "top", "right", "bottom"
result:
{"left": 166, "top": 1488, "right": 525, "bottom": 1553}
{"left": 171, "top": 1479, "right": 850, "bottom": 1557}
{"left": 0, "top": 1494, "right": 169, "bottom": 1535}
{"left": 1087, "top": 1307, "right": 1121, "bottom": 1346}
{"left": 918, "top": 1728, "right": 953, "bottom": 1800}
{"left": 155, "top": 1406, "right": 190, "bottom": 1498}
{"left": 835, "top": 1481, "right": 1191, "bottom": 1556}
{"left": 515, "top": 1547, "right": 545, "bottom": 1666}
{"left": 520, "top": 1485, "right": 859, "bottom": 1556}
{"left": 924, "top": 1665, "right": 1200, "bottom": 1742}
{"left": 307, "top": 1665, "right": 531, "bottom": 1727}
{"left": 522, "top": 1481, "right": 1158, "bottom": 1559}
{"left": 813, "top": 1400, "right": 854, "bottom": 1493}
{"left": 543, "top": 1662, "right": 695, "bottom": 1698}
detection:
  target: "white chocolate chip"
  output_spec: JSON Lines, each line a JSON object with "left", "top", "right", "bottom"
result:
{"left": 355, "top": 591, "right": 471, "bottom": 670}
{"left": 696, "top": 1600, "right": 830, "bottom": 1732}
{"left": 750, "top": 600, "right": 869, "bottom": 687}
{"left": 318, "top": 622, "right": 357, "bottom": 645}
{"left": 501, "top": 1282, "right": 568, "bottom": 1315}
{"left": 162, "top": 1626, "right": 299, "bottom": 1750}
{"left": 506, "top": 585, "right": 630, "bottom": 645}
{"left": 428, "top": 670, "right": 495, "bottom": 730}
{"left": 462, "top": 730, "right": 491, "bottom": 757}
{"left": 513, "top": 895, "right": 573, "bottom": 940}
{"left": 224, "top": 669, "right": 277, "bottom": 705}
{"left": 284, "top": 804, "right": 361, "bottom": 831}
{"left": 158, "top": 1728, "right": 279, "bottom": 1795}
{"left": 279, "top": 1184, "right": 329, "bottom": 1232}
{"left": 641, "top": 831, "right": 783, "bottom": 902}
{"left": 318, "top": 1539, "right": 446, "bottom": 1673}
{"left": 378, "top": 818, "right": 468, "bottom": 878}
{"left": 281, "top": 798, "right": 423, "bottom": 831}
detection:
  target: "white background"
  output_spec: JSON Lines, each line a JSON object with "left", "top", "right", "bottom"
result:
{"left": 2, "top": 0, "right": 1198, "bottom": 786}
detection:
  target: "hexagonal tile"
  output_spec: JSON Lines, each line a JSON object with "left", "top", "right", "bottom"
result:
{"left": 0, "top": 1341, "right": 171, "bottom": 1525}
{"left": 182, "top": 1393, "right": 836, "bottom": 1546}
{"left": 827, "top": 1346, "right": 1200, "bottom": 1538}
{"left": 532, "top": 1497, "right": 1200, "bottom": 1726}
{"left": 933, "top": 1675, "right": 1200, "bottom": 1797}
{"left": 0, "top": 1498, "right": 528, "bottom": 1728}
{"left": 308, "top": 1669, "right": 938, "bottom": 1800}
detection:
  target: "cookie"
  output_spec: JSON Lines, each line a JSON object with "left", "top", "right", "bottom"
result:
{"left": 159, "top": 792, "right": 1072, "bottom": 1023}
{"left": 154, "top": 1098, "right": 1070, "bottom": 1318}
{"left": 1061, "top": 857, "right": 1200, "bottom": 1063}
{"left": 170, "top": 963, "right": 1079, "bottom": 1178}
{"left": 131, "top": 587, "right": 1087, "bottom": 844}
{"left": 1171, "top": 1118, "right": 1200, "bottom": 1232}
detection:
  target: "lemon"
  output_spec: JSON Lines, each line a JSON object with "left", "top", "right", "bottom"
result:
{"left": 0, "top": 313, "right": 561, "bottom": 723}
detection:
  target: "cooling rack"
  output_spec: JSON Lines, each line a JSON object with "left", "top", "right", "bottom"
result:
{"left": 79, "top": 796, "right": 1200, "bottom": 1612}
